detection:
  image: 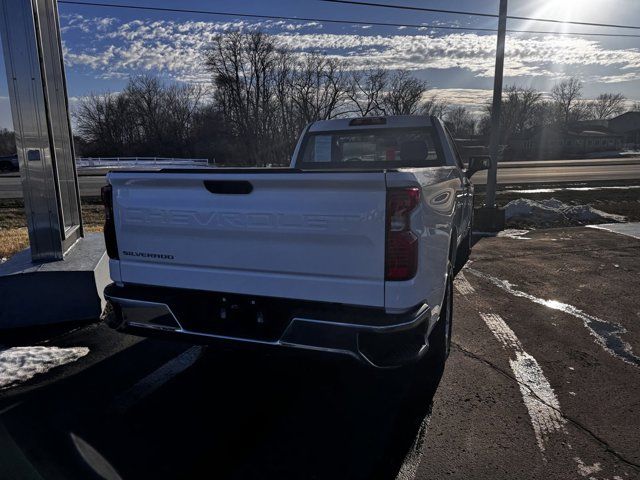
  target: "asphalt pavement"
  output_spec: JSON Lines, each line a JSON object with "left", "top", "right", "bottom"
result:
{"left": 0, "top": 225, "right": 638, "bottom": 479}
{"left": 2, "top": 158, "right": 640, "bottom": 199}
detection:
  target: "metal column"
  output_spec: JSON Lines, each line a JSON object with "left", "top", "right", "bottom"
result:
{"left": 0, "top": 0, "right": 83, "bottom": 261}
{"left": 485, "top": 0, "right": 508, "bottom": 209}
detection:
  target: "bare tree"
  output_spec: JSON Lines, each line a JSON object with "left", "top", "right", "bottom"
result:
{"left": 74, "top": 76, "right": 207, "bottom": 157}
{"left": 382, "top": 70, "right": 429, "bottom": 115}
{"left": 445, "top": 106, "right": 476, "bottom": 137}
{"left": 79, "top": 32, "right": 498, "bottom": 165}
{"left": 204, "top": 31, "right": 287, "bottom": 164}
{"left": 481, "top": 85, "right": 543, "bottom": 140}
{"left": 531, "top": 100, "right": 561, "bottom": 128}
{"left": 587, "top": 93, "right": 627, "bottom": 119}
{"left": 0, "top": 129, "right": 16, "bottom": 156}
{"left": 74, "top": 91, "right": 135, "bottom": 155}
{"left": 290, "top": 53, "right": 351, "bottom": 124}
{"left": 347, "top": 68, "right": 388, "bottom": 116}
{"left": 420, "top": 95, "right": 448, "bottom": 118}
{"left": 504, "top": 86, "right": 542, "bottom": 135}
{"left": 551, "top": 77, "right": 583, "bottom": 124}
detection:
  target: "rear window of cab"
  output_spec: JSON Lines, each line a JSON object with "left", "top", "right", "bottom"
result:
{"left": 298, "top": 127, "right": 445, "bottom": 169}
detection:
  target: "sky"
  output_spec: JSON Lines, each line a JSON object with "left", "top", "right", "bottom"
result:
{"left": 1, "top": 0, "right": 640, "bottom": 129}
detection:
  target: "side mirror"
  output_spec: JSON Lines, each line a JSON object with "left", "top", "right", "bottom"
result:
{"left": 466, "top": 155, "right": 491, "bottom": 178}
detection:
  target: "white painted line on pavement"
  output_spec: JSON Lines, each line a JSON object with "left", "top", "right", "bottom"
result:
{"left": 0, "top": 346, "right": 89, "bottom": 390}
{"left": 473, "top": 229, "right": 532, "bottom": 240}
{"left": 480, "top": 313, "right": 567, "bottom": 453}
{"left": 574, "top": 457, "right": 602, "bottom": 477}
{"left": 587, "top": 222, "right": 640, "bottom": 240}
{"left": 468, "top": 268, "right": 640, "bottom": 368}
{"left": 0, "top": 402, "right": 22, "bottom": 416}
{"left": 113, "top": 346, "right": 204, "bottom": 413}
{"left": 71, "top": 433, "right": 123, "bottom": 480}
{"left": 498, "top": 229, "right": 531, "bottom": 240}
{"left": 454, "top": 272, "right": 475, "bottom": 295}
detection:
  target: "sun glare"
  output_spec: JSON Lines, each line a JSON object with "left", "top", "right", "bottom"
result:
{"left": 537, "top": 0, "right": 600, "bottom": 20}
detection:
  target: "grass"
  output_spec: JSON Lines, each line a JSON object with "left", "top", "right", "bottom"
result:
{"left": 0, "top": 226, "right": 29, "bottom": 259}
{"left": 1, "top": 198, "right": 104, "bottom": 259}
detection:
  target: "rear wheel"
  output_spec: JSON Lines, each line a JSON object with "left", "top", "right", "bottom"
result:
{"left": 388, "top": 262, "right": 452, "bottom": 398}
{"left": 357, "top": 262, "right": 453, "bottom": 387}
{"left": 454, "top": 230, "right": 471, "bottom": 276}
{"left": 425, "top": 261, "right": 453, "bottom": 363}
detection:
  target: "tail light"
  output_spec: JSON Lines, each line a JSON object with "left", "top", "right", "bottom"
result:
{"left": 385, "top": 187, "right": 420, "bottom": 281}
{"left": 101, "top": 185, "right": 119, "bottom": 259}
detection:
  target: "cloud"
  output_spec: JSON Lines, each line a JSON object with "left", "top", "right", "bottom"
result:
{"left": 599, "top": 72, "right": 640, "bottom": 83}
{"left": 59, "top": 16, "right": 640, "bottom": 86}
{"left": 427, "top": 88, "right": 493, "bottom": 112}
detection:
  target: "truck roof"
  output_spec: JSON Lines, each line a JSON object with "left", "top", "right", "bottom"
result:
{"left": 308, "top": 115, "right": 435, "bottom": 133}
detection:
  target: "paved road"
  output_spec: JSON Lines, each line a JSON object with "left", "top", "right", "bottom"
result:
{"left": 2, "top": 159, "right": 640, "bottom": 199}
{"left": 474, "top": 162, "right": 640, "bottom": 185}
{"left": 1, "top": 226, "right": 638, "bottom": 479}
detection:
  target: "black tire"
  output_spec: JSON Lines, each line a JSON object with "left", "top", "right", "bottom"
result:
{"left": 386, "top": 261, "right": 452, "bottom": 399}
{"left": 454, "top": 230, "right": 471, "bottom": 276}
{"left": 425, "top": 261, "right": 453, "bottom": 363}
{"left": 356, "top": 262, "right": 453, "bottom": 389}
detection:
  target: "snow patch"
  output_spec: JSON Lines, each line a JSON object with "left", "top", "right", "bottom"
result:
{"left": 0, "top": 346, "right": 89, "bottom": 390}
{"left": 504, "top": 198, "right": 626, "bottom": 227}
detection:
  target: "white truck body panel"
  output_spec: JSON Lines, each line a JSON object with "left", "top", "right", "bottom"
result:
{"left": 109, "top": 171, "right": 389, "bottom": 307}
{"left": 384, "top": 167, "right": 462, "bottom": 316}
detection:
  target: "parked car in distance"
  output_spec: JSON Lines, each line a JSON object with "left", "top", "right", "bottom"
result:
{"left": 0, "top": 154, "right": 18, "bottom": 172}
{"left": 102, "top": 116, "right": 490, "bottom": 368}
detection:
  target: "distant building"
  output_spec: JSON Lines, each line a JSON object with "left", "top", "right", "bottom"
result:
{"left": 454, "top": 112, "right": 639, "bottom": 161}
{"left": 0, "top": 154, "right": 18, "bottom": 172}
{"left": 608, "top": 111, "right": 640, "bottom": 148}
{"left": 510, "top": 124, "right": 623, "bottom": 160}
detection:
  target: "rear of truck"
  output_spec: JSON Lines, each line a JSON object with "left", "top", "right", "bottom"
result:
{"left": 103, "top": 116, "right": 458, "bottom": 367}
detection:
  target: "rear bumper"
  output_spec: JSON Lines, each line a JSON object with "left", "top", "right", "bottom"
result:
{"left": 104, "top": 284, "right": 431, "bottom": 368}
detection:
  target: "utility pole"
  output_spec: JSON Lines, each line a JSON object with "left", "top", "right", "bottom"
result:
{"left": 485, "top": 0, "right": 508, "bottom": 210}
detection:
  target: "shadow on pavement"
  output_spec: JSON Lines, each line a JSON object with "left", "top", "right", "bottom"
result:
{"left": 0, "top": 320, "right": 99, "bottom": 347}
{"left": 0, "top": 344, "right": 444, "bottom": 479}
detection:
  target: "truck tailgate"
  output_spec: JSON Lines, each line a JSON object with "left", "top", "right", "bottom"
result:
{"left": 109, "top": 171, "right": 387, "bottom": 307}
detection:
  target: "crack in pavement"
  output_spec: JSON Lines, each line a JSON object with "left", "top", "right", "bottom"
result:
{"left": 452, "top": 342, "right": 640, "bottom": 472}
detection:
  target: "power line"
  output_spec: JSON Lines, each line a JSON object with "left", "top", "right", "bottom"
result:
{"left": 55, "top": 1, "right": 497, "bottom": 32}
{"left": 320, "top": 0, "right": 498, "bottom": 19}
{"left": 320, "top": 0, "right": 640, "bottom": 32}
{"left": 57, "top": 1, "right": 640, "bottom": 38}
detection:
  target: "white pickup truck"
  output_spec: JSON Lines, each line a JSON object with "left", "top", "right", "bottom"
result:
{"left": 102, "top": 116, "right": 489, "bottom": 368}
